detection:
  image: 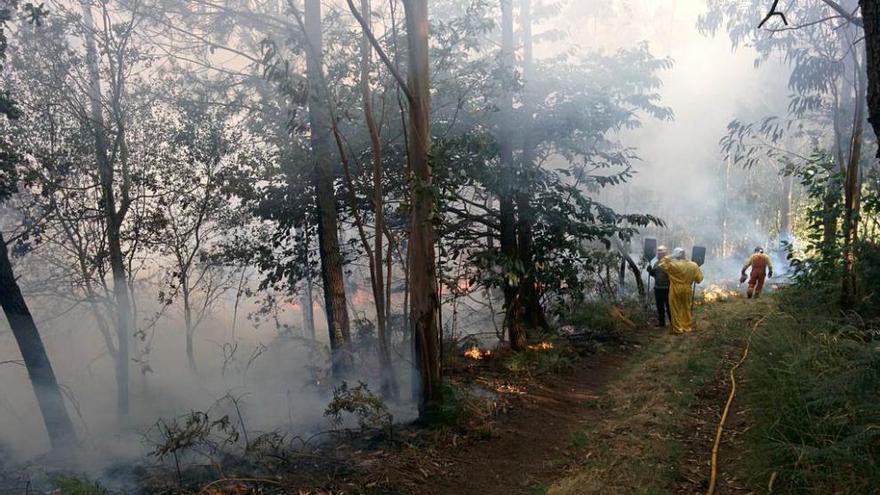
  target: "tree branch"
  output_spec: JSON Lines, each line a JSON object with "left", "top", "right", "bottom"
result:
{"left": 759, "top": 0, "right": 788, "bottom": 28}
{"left": 820, "top": 0, "right": 864, "bottom": 27}
{"left": 344, "top": 0, "right": 414, "bottom": 105}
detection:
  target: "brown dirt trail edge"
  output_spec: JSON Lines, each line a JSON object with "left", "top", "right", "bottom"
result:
{"left": 424, "top": 346, "right": 629, "bottom": 495}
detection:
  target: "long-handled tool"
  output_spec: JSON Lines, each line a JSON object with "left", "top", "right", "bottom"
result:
{"left": 644, "top": 238, "right": 657, "bottom": 310}
{"left": 691, "top": 246, "right": 706, "bottom": 309}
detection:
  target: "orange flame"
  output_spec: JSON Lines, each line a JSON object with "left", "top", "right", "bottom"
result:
{"left": 464, "top": 346, "right": 491, "bottom": 360}
{"left": 527, "top": 341, "right": 555, "bottom": 351}
{"left": 701, "top": 284, "right": 740, "bottom": 304}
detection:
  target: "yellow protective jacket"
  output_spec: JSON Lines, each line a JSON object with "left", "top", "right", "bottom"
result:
{"left": 658, "top": 257, "right": 704, "bottom": 333}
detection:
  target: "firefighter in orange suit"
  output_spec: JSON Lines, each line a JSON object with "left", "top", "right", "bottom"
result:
{"left": 740, "top": 247, "right": 773, "bottom": 298}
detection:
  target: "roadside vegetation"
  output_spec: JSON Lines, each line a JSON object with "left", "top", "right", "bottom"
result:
{"left": 738, "top": 288, "right": 880, "bottom": 494}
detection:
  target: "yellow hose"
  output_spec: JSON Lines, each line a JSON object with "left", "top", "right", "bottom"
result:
{"left": 706, "top": 313, "right": 772, "bottom": 495}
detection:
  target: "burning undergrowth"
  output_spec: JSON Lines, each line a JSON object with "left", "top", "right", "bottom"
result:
{"left": 699, "top": 282, "right": 742, "bottom": 304}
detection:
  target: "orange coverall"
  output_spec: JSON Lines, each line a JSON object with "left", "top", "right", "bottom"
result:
{"left": 742, "top": 253, "right": 773, "bottom": 298}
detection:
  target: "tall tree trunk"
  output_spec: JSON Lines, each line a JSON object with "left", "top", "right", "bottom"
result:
{"left": 402, "top": 0, "right": 441, "bottom": 414}
{"left": 515, "top": 0, "right": 549, "bottom": 331}
{"left": 780, "top": 173, "right": 793, "bottom": 243}
{"left": 842, "top": 47, "right": 867, "bottom": 309}
{"left": 81, "top": 2, "right": 133, "bottom": 419}
{"left": 302, "top": 266, "right": 316, "bottom": 339}
{"left": 0, "top": 233, "right": 76, "bottom": 449}
{"left": 498, "top": 0, "right": 525, "bottom": 350}
{"left": 616, "top": 240, "right": 645, "bottom": 298}
{"left": 181, "top": 276, "right": 197, "bottom": 375}
{"left": 305, "top": 0, "right": 353, "bottom": 377}
{"left": 827, "top": 75, "right": 848, "bottom": 250}
{"left": 823, "top": 180, "right": 841, "bottom": 249}
{"left": 861, "top": 0, "right": 880, "bottom": 156}
{"left": 353, "top": 0, "right": 398, "bottom": 400}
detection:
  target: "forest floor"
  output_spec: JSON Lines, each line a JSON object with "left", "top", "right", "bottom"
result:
{"left": 25, "top": 297, "right": 772, "bottom": 495}
{"left": 366, "top": 296, "right": 771, "bottom": 495}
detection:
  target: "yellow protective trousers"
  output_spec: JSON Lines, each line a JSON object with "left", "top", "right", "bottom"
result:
{"left": 658, "top": 258, "right": 704, "bottom": 333}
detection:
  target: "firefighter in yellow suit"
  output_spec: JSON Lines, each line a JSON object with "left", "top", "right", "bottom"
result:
{"left": 658, "top": 248, "right": 704, "bottom": 334}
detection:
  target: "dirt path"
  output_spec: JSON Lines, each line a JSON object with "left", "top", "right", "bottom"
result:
{"left": 399, "top": 299, "right": 769, "bottom": 495}
{"left": 426, "top": 345, "right": 633, "bottom": 495}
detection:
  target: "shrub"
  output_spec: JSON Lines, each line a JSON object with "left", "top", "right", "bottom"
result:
{"left": 422, "top": 382, "right": 463, "bottom": 428}
{"left": 743, "top": 302, "right": 880, "bottom": 493}
{"left": 324, "top": 382, "right": 392, "bottom": 438}
{"left": 856, "top": 240, "right": 880, "bottom": 316}
{"left": 562, "top": 299, "right": 648, "bottom": 343}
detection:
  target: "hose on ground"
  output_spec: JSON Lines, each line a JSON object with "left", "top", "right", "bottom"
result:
{"left": 706, "top": 313, "right": 772, "bottom": 495}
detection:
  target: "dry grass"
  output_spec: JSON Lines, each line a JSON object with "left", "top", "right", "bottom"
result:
{"left": 547, "top": 299, "right": 772, "bottom": 495}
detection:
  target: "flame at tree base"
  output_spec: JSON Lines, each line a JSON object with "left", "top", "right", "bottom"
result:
{"left": 464, "top": 346, "right": 492, "bottom": 360}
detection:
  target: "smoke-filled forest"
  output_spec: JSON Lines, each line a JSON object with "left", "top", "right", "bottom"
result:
{"left": 2, "top": 0, "right": 880, "bottom": 493}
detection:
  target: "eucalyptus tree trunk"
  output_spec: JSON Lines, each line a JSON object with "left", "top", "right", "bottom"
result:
{"left": 81, "top": 2, "right": 133, "bottom": 419}
{"left": 842, "top": 47, "right": 867, "bottom": 308}
{"left": 402, "top": 0, "right": 442, "bottom": 413}
{"left": 826, "top": 88, "right": 846, "bottom": 249}
{"left": 516, "top": 0, "right": 548, "bottom": 331}
{"left": 498, "top": 0, "right": 525, "bottom": 350}
{"left": 357, "top": 0, "right": 398, "bottom": 400}
{"left": 305, "top": 0, "right": 353, "bottom": 376}
{"left": 0, "top": 233, "right": 76, "bottom": 449}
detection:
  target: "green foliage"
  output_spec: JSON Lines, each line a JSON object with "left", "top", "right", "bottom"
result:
{"left": 566, "top": 302, "right": 620, "bottom": 336}
{"left": 743, "top": 295, "right": 880, "bottom": 493}
{"left": 0, "top": 1, "right": 47, "bottom": 203}
{"left": 788, "top": 153, "right": 844, "bottom": 287}
{"left": 567, "top": 430, "right": 590, "bottom": 449}
{"left": 49, "top": 475, "right": 109, "bottom": 495}
{"left": 433, "top": 38, "right": 669, "bottom": 306}
{"left": 563, "top": 299, "right": 647, "bottom": 342}
{"left": 782, "top": 150, "right": 880, "bottom": 315}
{"left": 858, "top": 169, "right": 880, "bottom": 314}
{"left": 502, "top": 337, "right": 577, "bottom": 376}
{"left": 856, "top": 240, "right": 880, "bottom": 314}
{"left": 324, "top": 382, "right": 393, "bottom": 436}
{"left": 533, "top": 346, "right": 577, "bottom": 375}
{"left": 423, "top": 381, "right": 472, "bottom": 429}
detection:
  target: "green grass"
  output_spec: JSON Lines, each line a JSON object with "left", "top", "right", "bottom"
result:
{"left": 517, "top": 290, "right": 880, "bottom": 494}
{"left": 544, "top": 301, "right": 756, "bottom": 495}
{"left": 738, "top": 288, "right": 880, "bottom": 494}
{"left": 528, "top": 482, "right": 550, "bottom": 495}
{"left": 49, "top": 475, "right": 109, "bottom": 495}
{"left": 501, "top": 338, "right": 577, "bottom": 376}
{"left": 567, "top": 430, "right": 589, "bottom": 449}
